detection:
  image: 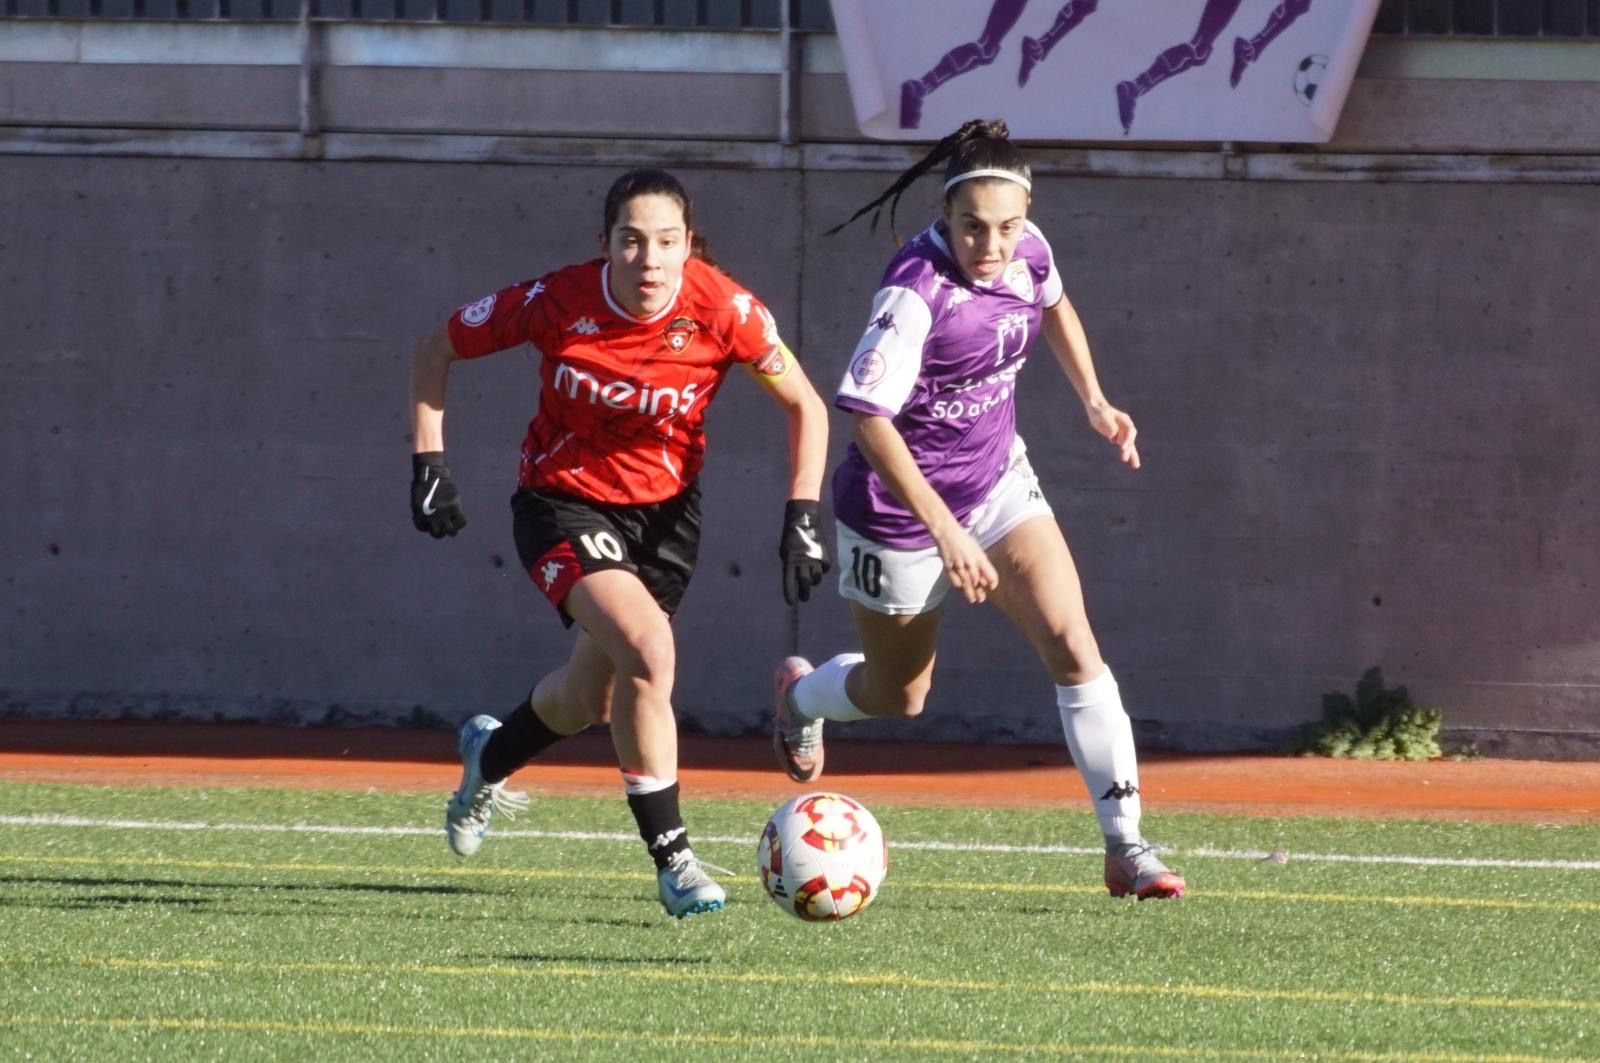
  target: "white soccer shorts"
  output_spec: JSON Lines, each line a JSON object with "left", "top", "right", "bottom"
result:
{"left": 835, "top": 436, "right": 1054, "bottom": 615}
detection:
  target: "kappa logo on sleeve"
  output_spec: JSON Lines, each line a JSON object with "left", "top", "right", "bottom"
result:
{"left": 459, "top": 294, "right": 496, "bottom": 327}
{"left": 731, "top": 292, "right": 753, "bottom": 323}
{"left": 522, "top": 281, "right": 546, "bottom": 306}
{"left": 850, "top": 348, "right": 888, "bottom": 388}
{"left": 869, "top": 311, "right": 899, "bottom": 334}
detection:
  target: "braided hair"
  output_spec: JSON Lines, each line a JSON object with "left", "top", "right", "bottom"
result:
{"left": 826, "top": 119, "right": 1032, "bottom": 239}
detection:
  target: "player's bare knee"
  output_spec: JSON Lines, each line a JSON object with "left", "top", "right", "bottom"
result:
{"left": 613, "top": 625, "right": 677, "bottom": 691}
{"left": 1043, "top": 629, "right": 1102, "bottom": 684}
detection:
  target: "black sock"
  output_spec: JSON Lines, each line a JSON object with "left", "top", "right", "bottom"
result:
{"left": 626, "top": 783, "right": 690, "bottom": 870}
{"left": 479, "top": 697, "right": 569, "bottom": 784}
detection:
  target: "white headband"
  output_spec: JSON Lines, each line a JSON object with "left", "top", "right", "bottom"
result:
{"left": 943, "top": 168, "right": 1033, "bottom": 193}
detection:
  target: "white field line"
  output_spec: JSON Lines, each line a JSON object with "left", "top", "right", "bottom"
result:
{"left": 1, "top": 813, "right": 1597, "bottom": 871}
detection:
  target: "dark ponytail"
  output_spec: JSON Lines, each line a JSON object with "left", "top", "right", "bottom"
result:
{"left": 825, "top": 118, "right": 1031, "bottom": 239}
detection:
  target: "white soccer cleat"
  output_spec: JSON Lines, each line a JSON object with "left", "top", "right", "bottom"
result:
{"left": 1105, "top": 841, "right": 1186, "bottom": 900}
{"left": 657, "top": 848, "right": 727, "bottom": 919}
{"left": 772, "top": 656, "right": 824, "bottom": 783}
{"left": 445, "top": 714, "right": 530, "bottom": 858}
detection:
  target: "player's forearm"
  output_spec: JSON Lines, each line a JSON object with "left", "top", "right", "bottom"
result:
{"left": 852, "top": 414, "right": 963, "bottom": 541}
{"left": 1043, "top": 296, "right": 1109, "bottom": 411}
{"left": 410, "top": 325, "right": 455, "bottom": 453}
{"left": 783, "top": 382, "right": 829, "bottom": 502}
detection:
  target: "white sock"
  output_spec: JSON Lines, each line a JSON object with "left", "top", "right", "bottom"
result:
{"left": 1056, "top": 667, "right": 1142, "bottom": 846}
{"left": 791, "top": 653, "right": 872, "bottom": 723}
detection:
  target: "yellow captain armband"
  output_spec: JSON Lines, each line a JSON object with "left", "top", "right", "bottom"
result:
{"left": 746, "top": 341, "right": 796, "bottom": 387}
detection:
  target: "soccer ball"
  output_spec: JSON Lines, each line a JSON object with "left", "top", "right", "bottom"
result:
{"left": 756, "top": 792, "right": 887, "bottom": 921}
{"left": 1293, "top": 54, "right": 1328, "bottom": 105}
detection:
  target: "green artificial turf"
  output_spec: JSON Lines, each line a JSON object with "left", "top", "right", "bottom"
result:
{"left": 2, "top": 781, "right": 1597, "bottom": 1061}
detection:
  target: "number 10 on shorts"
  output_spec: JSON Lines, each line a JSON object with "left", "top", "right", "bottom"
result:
{"left": 850, "top": 546, "right": 882, "bottom": 598}
{"left": 580, "top": 530, "right": 624, "bottom": 562}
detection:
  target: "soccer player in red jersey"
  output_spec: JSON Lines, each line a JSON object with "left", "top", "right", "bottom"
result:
{"left": 408, "top": 168, "right": 831, "bottom": 918}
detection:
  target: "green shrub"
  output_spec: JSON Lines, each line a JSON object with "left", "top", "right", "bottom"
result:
{"left": 1295, "top": 666, "right": 1442, "bottom": 761}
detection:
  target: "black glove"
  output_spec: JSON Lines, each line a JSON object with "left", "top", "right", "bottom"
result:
{"left": 778, "top": 499, "right": 831, "bottom": 605}
{"left": 410, "top": 452, "right": 467, "bottom": 539}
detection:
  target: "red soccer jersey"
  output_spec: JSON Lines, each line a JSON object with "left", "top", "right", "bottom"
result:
{"left": 447, "top": 256, "right": 784, "bottom": 505}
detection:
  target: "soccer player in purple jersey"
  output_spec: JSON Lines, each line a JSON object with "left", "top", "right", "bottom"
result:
{"left": 771, "top": 119, "right": 1184, "bottom": 900}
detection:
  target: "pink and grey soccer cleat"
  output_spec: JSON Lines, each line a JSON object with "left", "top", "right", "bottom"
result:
{"left": 1105, "top": 842, "right": 1186, "bottom": 899}
{"left": 772, "top": 656, "right": 824, "bottom": 783}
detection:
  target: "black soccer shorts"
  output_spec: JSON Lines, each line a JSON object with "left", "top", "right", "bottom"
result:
{"left": 510, "top": 483, "right": 701, "bottom": 625}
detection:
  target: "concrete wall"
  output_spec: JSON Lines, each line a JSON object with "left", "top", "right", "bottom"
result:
{"left": 3, "top": 23, "right": 1599, "bottom": 755}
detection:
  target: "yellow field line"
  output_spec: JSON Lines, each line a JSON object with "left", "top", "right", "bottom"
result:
{"left": 3, "top": 851, "right": 1597, "bottom": 915}
{"left": 3, "top": 954, "right": 1596, "bottom": 1017}
{"left": 0, "top": 1012, "right": 1588, "bottom": 1062}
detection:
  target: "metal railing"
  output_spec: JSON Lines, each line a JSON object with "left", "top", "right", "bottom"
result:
{"left": 2, "top": 0, "right": 1598, "bottom": 37}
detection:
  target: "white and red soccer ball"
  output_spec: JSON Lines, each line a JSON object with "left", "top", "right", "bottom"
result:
{"left": 757, "top": 792, "right": 887, "bottom": 921}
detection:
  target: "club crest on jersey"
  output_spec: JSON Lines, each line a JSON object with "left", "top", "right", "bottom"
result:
{"left": 1003, "top": 261, "right": 1035, "bottom": 302}
{"left": 850, "top": 348, "right": 888, "bottom": 387}
{"left": 663, "top": 317, "right": 699, "bottom": 352}
{"left": 460, "top": 294, "right": 496, "bottom": 326}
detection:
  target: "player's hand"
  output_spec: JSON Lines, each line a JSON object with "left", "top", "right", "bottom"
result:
{"left": 778, "top": 499, "right": 831, "bottom": 605}
{"left": 1088, "top": 401, "right": 1141, "bottom": 469}
{"left": 410, "top": 452, "right": 467, "bottom": 539}
{"left": 934, "top": 525, "right": 999, "bottom": 605}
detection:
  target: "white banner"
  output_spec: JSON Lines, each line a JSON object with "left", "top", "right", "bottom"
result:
{"left": 829, "top": 0, "right": 1381, "bottom": 143}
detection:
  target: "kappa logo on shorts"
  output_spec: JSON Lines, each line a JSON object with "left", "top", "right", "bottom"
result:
{"left": 460, "top": 294, "right": 496, "bottom": 326}
{"left": 850, "top": 348, "right": 888, "bottom": 388}
{"left": 530, "top": 542, "right": 582, "bottom": 604}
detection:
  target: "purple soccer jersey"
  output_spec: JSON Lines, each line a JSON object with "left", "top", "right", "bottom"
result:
{"left": 833, "top": 220, "right": 1063, "bottom": 548}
